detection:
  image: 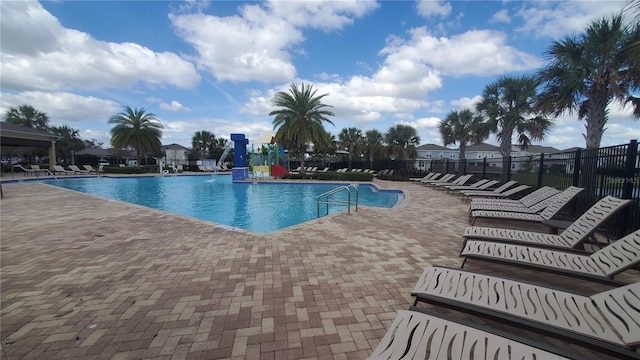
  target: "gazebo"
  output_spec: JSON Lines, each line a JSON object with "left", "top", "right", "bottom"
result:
{"left": 0, "top": 122, "right": 59, "bottom": 168}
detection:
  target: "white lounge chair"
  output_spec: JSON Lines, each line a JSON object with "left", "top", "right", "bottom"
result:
{"left": 444, "top": 179, "right": 498, "bottom": 192}
{"left": 420, "top": 173, "right": 454, "bottom": 185}
{"left": 411, "top": 266, "right": 640, "bottom": 359}
{"left": 369, "top": 307, "right": 575, "bottom": 359}
{"left": 83, "top": 165, "right": 99, "bottom": 173}
{"left": 469, "top": 186, "right": 560, "bottom": 208}
{"left": 429, "top": 174, "right": 473, "bottom": 188}
{"left": 459, "top": 180, "right": 518, "bottom": 199}
{"left": 461, "top": 229, "right": 640, "bottom": 283}
{"left": 469, "top": 191, "right": 558, "bottom": 214}
{"left": 464, "top": 195, "right": 632, "bottom": 249}
{"left": 409, "top": 172, "right": 439, "bottom": 182}
{"left": 52, "top": 165, "right": 74, "bottom": 175}
{"left": 13, "top": 164, "right": 40, "bottom": 176}
{"left": 469, "top": 186, "right": 583, "bottom": 225}
{"left": 68, "top": 165, "right": 90, "bottom": 175}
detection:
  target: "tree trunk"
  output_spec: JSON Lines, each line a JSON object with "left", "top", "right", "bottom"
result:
{"left": 298, "top": 144, "right": 306, "bottom": 174}
{"left": 584, "top": 95, "right": 608, "bottom": 149}
{"left": 582, "top": 95, "right": 608, "bottom": 195}
{"left": 499, "top": 134, "right": 512, "bottom": 181}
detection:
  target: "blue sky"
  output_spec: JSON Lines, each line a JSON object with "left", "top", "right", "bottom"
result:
{"left": 1, "top": 0, "right": 638, "bottom": 151}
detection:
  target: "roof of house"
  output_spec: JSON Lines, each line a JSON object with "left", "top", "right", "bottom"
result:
{"left": 416, "top": 143, "right": 449, "bottom": 150}
{"left": 514, "top": 144, "right": 560, "bottom": 154}
{"left": 163, "top": 143, "right": 189, "bottom": 150}
{"left": 466, "top": 143, "right": 501, "bottom": 151}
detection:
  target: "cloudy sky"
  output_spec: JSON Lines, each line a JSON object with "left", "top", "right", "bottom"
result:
{"left": 1, "top": 0, "right": 638, "bottom": 150}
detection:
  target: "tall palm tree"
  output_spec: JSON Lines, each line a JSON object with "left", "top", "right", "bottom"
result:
{"left": 621, "top": 2, "right": 640, "bottom": 116}
{"left": 50, "top": 125, "right": 84, "bottom": 165}
{"left": 270, "top": 83, "right": 335, "bottom": 174}
{"left": 363, "top": 129, "right": 384, "bottom": 167}
{"left": 338, "top": 127, "right": 363, "bottom": 170}
{"left": 4, "top": 105, "right": 50, "bottom": 130}
{"left": 385, "top": 124, "right": 420, "bottom": 160}
{"left": 476, "top": 75, "right": 552, "bottom": 180}
{"left": 312, "top": 131, "right": 336, "bottom": 168}
{"left": 536, "top": 14, "right": 640, "bottom": 149}
{"left": 212, "top": 137, "right": 230, "bottom": 162}
{"left": 439, "top": 109, "right": 489, "bottom": 162}
{"left": 108, "top": 106, "right": 163, "bottom": 165}
{"left": 192, "top": 130, "right": 216, "bottom": 160}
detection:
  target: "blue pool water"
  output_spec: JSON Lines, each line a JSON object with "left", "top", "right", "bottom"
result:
{"left": 46, "top": 175, "right": 401, "bottom": 233}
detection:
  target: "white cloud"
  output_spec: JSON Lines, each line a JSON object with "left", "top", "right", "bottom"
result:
{"left": 451, "top": 96, "right": 482, "bottom": 109}
{"left": 491, "top": 9, "right": 511, "bottom": 24}
{"left": 416, "top": 0, "right": 452, "bottom": 18}
{"left": 0, "top": 0, "right": 201, "bottom": 92}
{"left": 170, "top": 1, "right": 377, "bottom": 83}
{"left": 266, "top": 0, "right": 378, "bottom": 31}
{"left": 0, "top": 91, "right": 120, "bottom": 123}
{"left": 380, "top": 27, "right": 541, "bottom": 78}
{"left": 515, "top": 1, "right": 626, "bottom": 39}
{"left": 160, "top": 101, "right": 192, "bottom": 112}
{"left": 412, "top": 117, "right": 442, "bottom": 128}
{"left": 162, "top": 117, "right": 272, "bottom": 146}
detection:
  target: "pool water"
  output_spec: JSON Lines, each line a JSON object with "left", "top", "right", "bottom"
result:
{"left": 46, "top": 175, "right": 401, "bottom": 233}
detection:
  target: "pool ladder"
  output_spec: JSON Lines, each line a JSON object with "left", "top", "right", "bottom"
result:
{"left": 317, "top": 184, "right": 359, "bottom": 218}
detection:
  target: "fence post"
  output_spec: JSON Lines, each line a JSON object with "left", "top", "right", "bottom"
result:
{"left": 572, "top": 148, "right": 581, "bottom": 187}
{"left": 622, "top": 140, "right": 638, "bottom": 199}
{"left": 536, "top": 153, "right": 545, "bottom": 188}
{"left": 482, "top": 157, "right": 487, "bottom": 179}
{"left": 620, "top": 140, "right": 638, "bottom": 234}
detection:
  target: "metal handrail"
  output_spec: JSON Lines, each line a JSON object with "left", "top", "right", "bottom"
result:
{"left": 317, "top": 184, "right": 359, "bottom": 217}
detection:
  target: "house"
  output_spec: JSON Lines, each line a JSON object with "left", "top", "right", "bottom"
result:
{"left": 511, "top": 144, "right": 562, "bottom": 173}
{"left": 163, "top": 143, "right": 190, "bottom": 167}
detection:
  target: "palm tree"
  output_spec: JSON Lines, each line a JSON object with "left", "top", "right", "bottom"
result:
{"left": 50, "top": 125, "right": 84, "bottom": 165}
{"left": 212, "top": 137, "right": 231, "bottom": 162}
{"left": 385, "top": 124, "right": 420, "bottom": 160}
{"left": 363, "top": 129, "right": 384, "bottom": 168}
{"left": 4, "top": 105, "right": 50, "bottom": 130}
{"left": 439, "top": 109, "right": 489, "bottom": 162}
{"left": 270, "top": 83, "right": 335, "bottom": 174}
{"left": 536, "top": 14, "right": 640, "bottom": 149}
{"left": 621, "top": 2, "right": 640, "bottom": 116}
{"left": 192, "top": 130, "right": 216, "bottom": 160}
{"left": 338, "top": 127, "right": 363, "bottom": 170}
{"left": 108, "top": 106, "right": 163, "bottom": 165}
{"left": 312, "top": 131, "right": 336, "bottom": 168}
{"left": 476, "top": 75, "right": 552, "bottom": 180}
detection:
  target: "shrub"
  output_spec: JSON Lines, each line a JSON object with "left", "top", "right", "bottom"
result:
{"left": 102, "top": 166, "right": 145, "bottom": 174}
{"left": 281, "top": 171, "right": 374, "bottom": 181}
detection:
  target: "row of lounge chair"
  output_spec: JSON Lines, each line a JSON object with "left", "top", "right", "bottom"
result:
{"left": 15, "top": 164, "right": 100, "bottom": 176}
{"left": 370, "top": 176, "right": 640, "bottom": 359}
{"left": 291, "top": 166, "right": 329, "bottom": 173}
{"left": 198, "top": 164, "right": 230, "bottom": 172}
{"left": 336, "top": 168, "right": 376, "bottom": 173}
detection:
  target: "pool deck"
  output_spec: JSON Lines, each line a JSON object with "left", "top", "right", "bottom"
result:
{"left": 1, "top": 176, "right": 638, "bottom": 359}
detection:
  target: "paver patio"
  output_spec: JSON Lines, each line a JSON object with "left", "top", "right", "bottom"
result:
{"left": 1, "top": 178, "right": 638, "bottom": 359}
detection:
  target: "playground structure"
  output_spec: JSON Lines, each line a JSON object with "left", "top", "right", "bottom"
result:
{"left": 225, "top": 133, "right": 290, "bottom": 182}
{"left": 246, "top": 133, "right": 290, "bottom": 179}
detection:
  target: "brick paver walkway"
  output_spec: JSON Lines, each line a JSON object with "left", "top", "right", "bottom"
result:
{"left": 1, "top": 178, "right": 637, "bottom": 359}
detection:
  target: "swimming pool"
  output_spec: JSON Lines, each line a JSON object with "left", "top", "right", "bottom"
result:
{"left": 46, "top": 175, "right": 402, "bottom": 233}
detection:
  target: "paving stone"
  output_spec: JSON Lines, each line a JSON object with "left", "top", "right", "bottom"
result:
{"left": 1, "top": 180, "right": 637, "bottom": 359}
